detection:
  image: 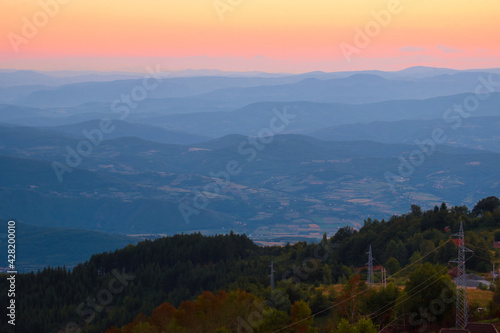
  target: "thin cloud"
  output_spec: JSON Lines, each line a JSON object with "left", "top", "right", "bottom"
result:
{"left": 437, "top": 44, "right": 463, "bottom": 53}
{"left": 400, "top": 46, "right": 426, "bottom": 52}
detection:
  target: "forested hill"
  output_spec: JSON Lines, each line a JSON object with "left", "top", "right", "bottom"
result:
{"left": 1, "top": 197, "right": 499, "bottom": 333}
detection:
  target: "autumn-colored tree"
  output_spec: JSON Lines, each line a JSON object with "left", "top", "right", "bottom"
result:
{"left": 149, "top": 302, "right": 177, "bottom": 329}
{"left": 337, "top": 275, "right": 367, "bottom": 324}
{"left": 290, "top": 300, "right": 317, "bottom": 333}
{"left": 104, "top": 290, "right": 268, "bottom": 333}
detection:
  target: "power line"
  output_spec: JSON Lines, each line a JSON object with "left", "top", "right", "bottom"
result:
{"left": 272, "top": 225, "right": 496, "bottom": 332}
{"left": 270, "top": 239, "right": 453, "bottom": 333}
{"left": 386, "top": 239, "right": 453, "bottom": 278}
{"left": 379, "top": 313, "right": 406, "bottom": 332}
{"left": 370, "top": 256, "right": 476, "bottom": 331}
{"left": 367, "top": 264, "right": 451, "bottom": 323}
{"left": 466, "top": 242, "right": 497, "bottom": 254}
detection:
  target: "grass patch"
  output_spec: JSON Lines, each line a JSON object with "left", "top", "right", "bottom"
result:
{"left": 467, "top": 288, "right": 494, "bottom": 307}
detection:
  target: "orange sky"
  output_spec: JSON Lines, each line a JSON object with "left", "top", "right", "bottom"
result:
{"left": 1, "top": 0, "right": 499, "bottom": 73}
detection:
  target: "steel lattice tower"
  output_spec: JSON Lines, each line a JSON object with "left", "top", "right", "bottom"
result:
{"left": 270, "top": 261, "right": 275, "bottom": 290}
{"left": 366, "top": 245, "right": 374, "bottom": 286}
{"left": 450, "top": 221, "right": 473, "bottom": 329}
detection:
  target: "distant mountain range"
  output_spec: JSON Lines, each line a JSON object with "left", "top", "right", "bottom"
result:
{"left": 0, "top": 69, "right": 144, "bottom": 88}
{"left": 2, "top": 92, "right": 500, "bottom": 140}
{"left": 1, "top": 66, "right": 499, "bottom": 270}
{"left": 126, "top": 93, "right": 500, "bottom": 138}
{"left": 45, "top": 120, "right": 210, "bottom": 145}
{"left": 0, "top": 125, "right": 498, "bottom": 244}
{"left": 310, "top": 116, "right": 500, "bottom": 153}
{"left": 4, "top": 70, "right": 499, "bottom": 108}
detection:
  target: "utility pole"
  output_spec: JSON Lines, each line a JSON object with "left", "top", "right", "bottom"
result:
{"left": 381, "top": 267, "right": 387, "bottom": 288}
{"left": 450, "top": 221, "right": 473, "bottom": 329}
{"left": 366, "top": 245, "right": 374, "bottom": 286}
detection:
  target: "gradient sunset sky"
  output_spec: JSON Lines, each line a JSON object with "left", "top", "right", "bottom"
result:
{"left": 1, "top": 0, "right": 499, "bottom": 73}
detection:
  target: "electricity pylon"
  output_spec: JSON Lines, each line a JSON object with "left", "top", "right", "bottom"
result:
{"left": 450, "top": 221, "right": 473, "bottom": 329}
{"left": 366, "top": 244, "right": 374, "bottom": 286}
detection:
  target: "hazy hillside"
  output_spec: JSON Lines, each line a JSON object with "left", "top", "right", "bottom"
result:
{"left": 194, "top": 72, "right": 500, "bottom": 105}
{"left": 2, "top": 87, "right": 499, "bottom": 138}
{"left": 0, "top": 126, "right": 498, "bottom": 243}
{"left": 0, "top": 66, "right": 499, "bottom": 271}
{"left": 5, "top": 70, "right": 499, "bottom": 108}
{"left": 0, "top": 70, "right": 143, "bottom": 88}
{"left": 7, "top": 75, "right": 309, "bottom": 107}
{"left": 0, "top": 153, "right": 234, "bottom": 234}
{"left": 45, "top": 120, "right": 210, "bottom": 144}
{"left": 124, "top": 92, "right": 500, "bottom": 137}
{"left": 310, "top": 116, "right": 500, "bottom": 153}
{"left": 0, "top": 220, "right": 139, "bottom": 272}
